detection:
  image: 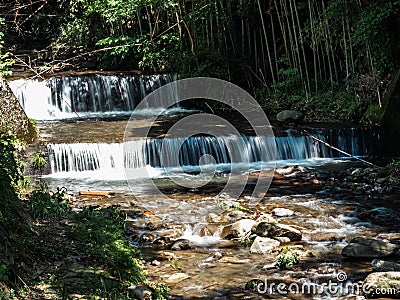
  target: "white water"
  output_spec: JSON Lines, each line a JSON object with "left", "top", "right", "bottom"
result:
{"left": 46, "top": 133, "right": 335, "bottom": 179}
{"left": 8, "top": 74, "right": 180, "bottom": 120}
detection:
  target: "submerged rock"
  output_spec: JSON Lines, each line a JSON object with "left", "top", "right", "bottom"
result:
{"left": 372, "top": 259, "right": 400, "bottom": 272}
{"left": 342, "top": 237, "right": 399, "bottom": 258}
{"left": 250, "top": 237, "right": 280, "bottom": 254}
{"left": 363, "top": 272, "right": 400, "bottom": 298}
{"left": 166, "top": 272, "right": 189, "bottom": 284}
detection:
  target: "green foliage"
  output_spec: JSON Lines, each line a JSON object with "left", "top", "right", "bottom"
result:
{"left": 95, "top": 35, "right": 136, "bottom": 69}
{"left": 177, "top": 46, "right": 228, "bottom": 79}
{"left": 31, "top": 151, "right": 46, "bottom": 172}
{"left": 0, "top": 133, "right": 23, "bottom": 186}
{"left": 28, "top": 184, "right": 69, "bottom": 219}
{"left": 386, "top": 159, "right": 400, "bottom": 186}
{"left": 0, "top": 18, "right": 14, "bottom": 76}
{"left": 52, "top": 18, "right": 93, "bottom": 56}
{"left": 96, "top": 33, "right": 179, "bottom": 71}
{"left": 275, "top": 246, "right": 300, "bottom": 270}
{"left": 137, "top": 33, "right": 179, "bottom": 71}
{"left": 0, "top": 260, "right": 9, "bottom": 282}
{"left": 361, "top": 103, "right": 382, "bottom": 124}
{"left": 67, "top": 207, "right": 145, "bottom": 286}
{"left": 152, "top": 283, "right": 170, "bottom": 300}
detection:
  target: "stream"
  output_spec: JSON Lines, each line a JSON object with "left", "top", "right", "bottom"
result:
{"left": 10, "top": 74, "right": 400, "bottom": 299}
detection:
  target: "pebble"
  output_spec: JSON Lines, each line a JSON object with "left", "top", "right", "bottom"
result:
{"left": 151, "top": 260, "right": 161, "bottom": 266}
{"left": 160, "top": 251, "right": 177, "bottom": 260}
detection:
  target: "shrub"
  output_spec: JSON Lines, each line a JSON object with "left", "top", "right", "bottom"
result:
{"left": 275, "top": 246, "right": 300, "bottom": 269}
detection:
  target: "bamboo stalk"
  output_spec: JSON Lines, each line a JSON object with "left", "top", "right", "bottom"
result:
{"left": 257, "top": 0, "right": 276, "bottom": 84}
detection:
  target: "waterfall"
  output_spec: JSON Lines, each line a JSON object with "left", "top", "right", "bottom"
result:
{"left": 47, "top": 131, "right": 364, "bottom": 177}
{"left": 8, "top": 74, "right": 178, "bottom": 120}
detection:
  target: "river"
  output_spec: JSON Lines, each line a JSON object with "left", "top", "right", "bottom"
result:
{"left": 9, "top": 74, "right": 399, "bottom": 299}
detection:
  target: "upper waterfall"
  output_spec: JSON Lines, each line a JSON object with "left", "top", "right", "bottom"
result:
{"left": 8, "top": 74, "right": 179, "bottom": 120}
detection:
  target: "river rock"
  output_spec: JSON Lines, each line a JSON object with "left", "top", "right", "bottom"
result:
{"left": 250, "top": 237, "right": 280, "bottom": 254}
{"left": 159, "top": 251, "right": 177, "bottom": 260}
{"left": 128, "top": 285, "right": 153, "bottom": 300}
{"left": 153, "top": 236, "right": 171, "bottom": 246}
{"left": 207, "top": 212, "right": 223, "bottom": 223}
{"left": 272, "top": 208, "right": 294, "bottom": 217}
{"left": 273, "top": 236, "right": 291, "bottom": 244}
{"left": 363, "top": 272, "right": 400, "bottom": 298}
{"left": 276, "top": 110, "right": 304, "bottom": 123}
{"left": 372, "top": 259, "right": 400, "bottom": 272}
{"left": 276, "top": 165, "right": 297, "bottom": 176}
{"left": 216, "top": 193, "right": 239, "bottom": 209}
{"left": 271, "top": 223, "right": 302, "bottom": 241}
{"left": 253, "top": 222, "right": 302, "bottom": 241}
{"left": 342, "top": 237, "right": 400, "bottom": 258}
{"left": 376, "top": 177, "right": 388, "bottom": 184}
{"left": 255, "top": 213, "right": 277, "bottom": 224}
{"left": 166, "top": 272, "right": 189, "bottom": 284}
{"left": 171, "top": 239, "right": 195, "bottom": 251}
{"left": 369, "top": 207, "right": 400, "bottom": 227}
{"left": 221, "top": 219, "right": 256, "bottom": 239}
{"left": 199, "top": 224, "right": 218, "bottom": 237}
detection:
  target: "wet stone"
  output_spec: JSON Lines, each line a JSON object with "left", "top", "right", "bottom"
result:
{"left": 250, "top": 237, "right": 280, "bottom": 254}
{"left": 171, "top": 239, "right": 195, "bottom": 251}
{"left": 272, "top": 207, "right": 294, "bottom": 217}
{"left": 342, "top": 237, "right": 400, "bottom": 258}
{"left": 220, "top": 219, "right": 256, "bottom": 239}
{"left": 166, "top": 273, "right": 189, "bottom": 284}
{"left": 372, "top": 259, "right": 400, "bottom": 272}
{"left": 254, "top": 222, "right": 302, "bottom": 242}
{"left": 369, "top": 207, "right": 400, "bottom": 227}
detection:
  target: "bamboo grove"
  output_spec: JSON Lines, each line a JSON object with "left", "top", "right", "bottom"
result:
{"left": 2, "top": 0, "right": 400, "bottom": 121}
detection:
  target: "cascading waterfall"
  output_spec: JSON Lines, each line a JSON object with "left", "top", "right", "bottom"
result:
{"left": 8, "top": 74, "right": 178, "bottom": 120}
{"left": 47, "top": 130, "right": 365, "bottom": 178}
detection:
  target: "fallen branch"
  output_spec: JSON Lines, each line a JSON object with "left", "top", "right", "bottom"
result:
{"left": 79, "top": 191, "right": 116, "bottom": 196}
{"left": 304, "top": 132, "right": 377, "bottom": 168}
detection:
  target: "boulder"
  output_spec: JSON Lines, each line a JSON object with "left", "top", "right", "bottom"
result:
{"left": 272, "top": 208, "right": 294, "bottom": 217}
{"left": 363, "top": 272, "right": 400, "bottom": 298}
{"left": 221, "top": 219, "right": 256, "bottom": 239}
{"left": 372, "top": 260, "right": 400, "bottom": 272}
{"left": 199, "top": 224, "right": 218, "bottom": 237}
{"left": 250, "top": 237, "right": 280, "bottom": 254}
{"left": 171, "top": 239, "right": 195, "bottom": 251}
{"left": 254, "top": 222, "right": 302, "bottom": 241}
{"left": 369, "top": 207, "right": 400, "bottom": 227}
{"left": 276, "top": 110, "right": 304, "bottom": 123}
{"left": 342, "top": 237, "right": 399, "bottom": 258}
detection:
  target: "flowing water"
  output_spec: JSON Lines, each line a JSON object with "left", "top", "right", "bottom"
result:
{"left": 11, "top": 74, "right": 397, "bottom": 299}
